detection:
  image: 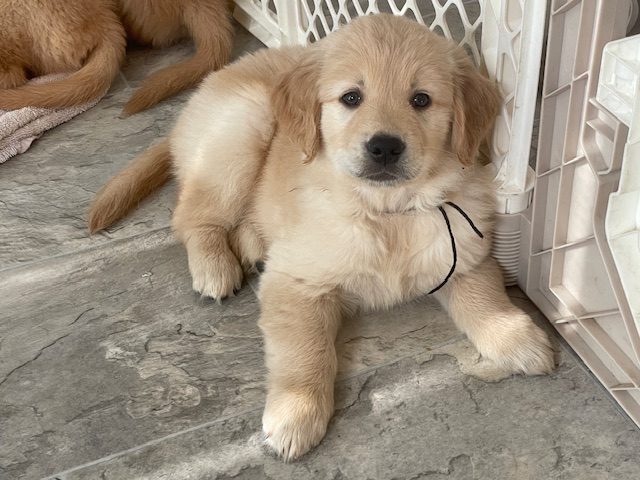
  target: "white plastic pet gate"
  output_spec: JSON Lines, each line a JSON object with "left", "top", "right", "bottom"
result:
{"left": 232, "top": 0, "right": 640, "bottom": 427}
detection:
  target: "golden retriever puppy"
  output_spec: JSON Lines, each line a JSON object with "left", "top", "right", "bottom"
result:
{"left": 89, "top": 14, "right": 554, "bottom": 460}
{"left": 0, "top": 0, "right": 233, "bottom": 115}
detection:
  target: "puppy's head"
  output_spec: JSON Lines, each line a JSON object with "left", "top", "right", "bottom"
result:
{"left": 273, "top": 14, "right": 501, "bottom": 189}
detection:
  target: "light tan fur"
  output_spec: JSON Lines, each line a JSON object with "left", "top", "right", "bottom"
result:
{"left": 0, "top": 0, "right": 126, "bottom": 108}
{"left": 89, "top": 15, "right": 554, "bottom": 461}
{"left": 0, "top": 0, "right": 232, "bottom": 115}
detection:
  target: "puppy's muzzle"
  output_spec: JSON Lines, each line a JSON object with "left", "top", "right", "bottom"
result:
{"left": 361, "top": 133, "right": 408, "bottom": 183}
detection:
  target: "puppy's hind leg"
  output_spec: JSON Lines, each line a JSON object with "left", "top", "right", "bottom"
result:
{"left": 171, "top": 78, "right": 274, "bottom": 301}
{"left": 230, "top": 220, "right": 266, "bottom": 274}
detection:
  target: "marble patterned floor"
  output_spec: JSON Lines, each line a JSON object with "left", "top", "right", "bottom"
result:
{"left": 2, "top": 25, "right": 640, "bottom": 480}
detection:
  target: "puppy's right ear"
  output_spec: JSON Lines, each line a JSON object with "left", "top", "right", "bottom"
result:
{"left": 272, "top": 58, "right": 321, "bottom": 162}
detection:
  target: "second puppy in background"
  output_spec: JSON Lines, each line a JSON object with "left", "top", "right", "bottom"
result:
{"left": 117, "top": 0, "right": 234, "bottom": 115}
{"left": 0, "top": 0, "right": 233, "bottom": 116}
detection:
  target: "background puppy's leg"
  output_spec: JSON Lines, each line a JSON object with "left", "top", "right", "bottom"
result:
{"left": 121, "top": 0, "right": 234, "bottom": 115}
{"left": 434, "top": 257, "right": 555, "bottom": 375}
{"left": 259, "top": 271, "right": 342, "bottom": 461}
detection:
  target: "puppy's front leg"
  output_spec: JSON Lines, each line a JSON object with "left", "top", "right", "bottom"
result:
{"left": 434, "top": 257, "right": 554, "bottom": 375}
{"left": 259, "top": 271, "right": 342, "bottom": 461}
{"left": 173, "top": 180, "right": 243, "bottom": 301}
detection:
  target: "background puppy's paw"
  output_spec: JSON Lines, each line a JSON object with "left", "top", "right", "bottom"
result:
{"left": 479, "top": 311, "right": 555, "bottom": 376}
{"left": 262, "top": 391, "right": 331, "bottom": 462}
{"left": 188, "top": 246, "right": 243, "bottom": 301}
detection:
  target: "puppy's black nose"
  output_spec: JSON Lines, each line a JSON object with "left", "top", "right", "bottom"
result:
{"left": 366, "top": 134, "right": 406, "bottom": 165}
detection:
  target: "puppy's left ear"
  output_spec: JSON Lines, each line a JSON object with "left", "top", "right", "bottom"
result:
{"left": 451, "top": 50, "right": 502, "bottom": 166}
{"left": 272, "top": 57, "right": 322, "bottom": 162}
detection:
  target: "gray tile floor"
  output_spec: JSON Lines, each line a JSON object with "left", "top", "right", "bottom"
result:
{"left": 2, "top": 25, "right": 640, "bottom": 480}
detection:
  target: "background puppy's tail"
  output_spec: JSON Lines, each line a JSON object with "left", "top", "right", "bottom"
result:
{"left": 0, "top": 23, "right": 125, "bottom": 110}
{"left": 88, "top": 139, "right": 172, "bottom": 233}
{"left": 121, "top": 1, "right": 234, "bottom": 116}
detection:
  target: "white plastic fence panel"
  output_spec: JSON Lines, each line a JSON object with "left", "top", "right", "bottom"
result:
{"left": 292, "top": 1, "right": 484, "bottom": 63}
{"left": 233, "top": 0, "right": 281, "bottom": 46}
{"left": 482, "top": 0, "right": 546, "bottom": 214}
{"left": 598, "top": 34, "right": 640, "bottom": 344}
{"left": 523, "top": 0, "right": 640, "bottom": 427}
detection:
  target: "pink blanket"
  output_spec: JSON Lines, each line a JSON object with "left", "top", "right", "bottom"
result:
{"left": 0, "top": 74, "right": 102, "bottom": 163}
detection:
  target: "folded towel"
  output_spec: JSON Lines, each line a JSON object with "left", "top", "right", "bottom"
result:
{"left": 0, "top": 74, "right": 103, "bottom": 164}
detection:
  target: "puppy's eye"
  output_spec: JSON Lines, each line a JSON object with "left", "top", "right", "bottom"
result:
{"left": 340, "top": 90, "right": 362, "bottom": 107}
{"left": 411, "top": 92, "right": 431, "bottom": 109}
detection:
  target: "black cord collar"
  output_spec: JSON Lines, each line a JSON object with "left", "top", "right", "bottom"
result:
{"left": 254, "top": 201, "right": 484, "bottom": 292}
{"left": 427, "top": 201, "right": 484, "bottom": 294}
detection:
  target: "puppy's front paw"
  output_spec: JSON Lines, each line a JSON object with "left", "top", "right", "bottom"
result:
{"left": 187, "top": 245, "right": 243, "bottom": 301}
{"left": 478, "top": 311, "right": 555, "bottom": 376}
{"left": 262, "top": 391, "right": 332, "bottom": 462}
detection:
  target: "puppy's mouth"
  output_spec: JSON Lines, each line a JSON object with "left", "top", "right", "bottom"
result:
{"left": 358, "top": 167, "right": 412, "bottom": 185}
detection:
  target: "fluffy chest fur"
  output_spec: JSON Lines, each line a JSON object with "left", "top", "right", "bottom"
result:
{"left": 267, "top": 209, "right": 488, "bottom": 309}
{"left": 253, "top": 149, "right": 493, "bottom": 310}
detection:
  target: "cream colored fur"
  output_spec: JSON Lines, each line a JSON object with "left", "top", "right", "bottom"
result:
{"left": 90, "top": 14, "right": 555, "bottom": 461}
